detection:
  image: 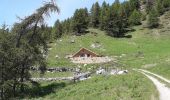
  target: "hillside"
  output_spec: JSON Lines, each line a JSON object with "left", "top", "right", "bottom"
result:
{"left": 2, "top": 0, "right": 170, "bottom": 100}
{"left": 45, "top": 11, "right": 170, "bottom": 79}
{"left": 25, "top": 11, "right": 170, "bottom": 100}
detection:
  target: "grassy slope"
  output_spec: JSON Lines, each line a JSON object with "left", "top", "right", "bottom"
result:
{"left": 28, "top": 11, "right": 170, "bottom": 100}
{"left": 28, "top": 71, "right": 158, "bottom": 100}
{"left": 47, "top": 23, "right": 170, "bottom": 79}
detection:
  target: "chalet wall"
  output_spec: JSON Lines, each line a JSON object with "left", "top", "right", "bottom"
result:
{"left": 73, "top": 49, "right": 98, "bottom": 57}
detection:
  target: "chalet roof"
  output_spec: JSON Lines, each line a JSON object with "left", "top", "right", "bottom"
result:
{"left": 72, "top": 48, "right": 99, "bottom": 57}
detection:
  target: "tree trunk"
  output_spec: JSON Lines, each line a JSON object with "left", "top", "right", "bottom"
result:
{"left": 20, "top": 63, "right": 25, "bottom": 93}
{"left": 1, "top": 88, "right": 4, "bottom": 100}
{"left": 13, "top": 81, "right": 16, "bottom": 97}
{"left": 1, "top": 59, "right": 4, "bottom": 100}
{"left": 28, "top": 21, "right": 38, "bottom": 44}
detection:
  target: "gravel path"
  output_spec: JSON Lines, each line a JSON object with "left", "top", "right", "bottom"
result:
{"left": 139, "top": 69, "right": 170, "bottom": 83}
{"left": 136, "top": 69, "right": 170, "bottom": 100}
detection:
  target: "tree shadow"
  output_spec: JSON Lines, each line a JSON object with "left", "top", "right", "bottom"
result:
{"left": 107, "top": 28, "right": 135, "bottom": 38}
{"left": 75, "top": 30, "right": 90, "bottom": 36}
{"left": 26, "top": 82, "right": 66, "bottom": 98}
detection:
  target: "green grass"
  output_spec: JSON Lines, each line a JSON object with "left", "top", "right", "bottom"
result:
{"left": 46, "top": 25, "right": 170, "bottom": 77}
{"left": 31, "top": 71, "right": 73, "bottom": 78}
{"left": 26, "top": 71, "right": 158, "bottom": 100}
{"left": 29, "top": 11, "right": 170, "bottom": 100}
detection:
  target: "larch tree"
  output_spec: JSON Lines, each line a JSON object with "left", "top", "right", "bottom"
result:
{"left": 0, "top": 1, "right": 59, "bottom": 99}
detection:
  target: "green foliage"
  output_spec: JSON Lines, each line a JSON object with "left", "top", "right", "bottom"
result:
{"left": 99, "top": 1, "right": 109, "bottom": 30}
{"left": 27, "top": 72, "right": 158, "bottom": 100}
{"left": 129, "top": 9, "right": 141, "bottom": 26}
{"left": 90, "top": 2, "right": 100, "bottom": 28}
{"left": 129, "top": 0, "right": 140, "bottom": 10}
{"left": 72, "top": 8, "right": 89, "bottom": 34}
{"left": 147, "top": 8, "right": 159, "bottom": 28}
{"left": 62, "top": 18, "right": 72, "bottom": 34}
{"left": 162, "top": 0, "right": 170, "bottom": 8}
{"left": 53, "top": 20, "right": 63, "bottom": 39}
{"left": 146, "top": 0, "right": 155, "bottom": 14}
{"left": 0, "top": 1, "right": 59, "bottom": 99}
{"left": 106, "top": 3, "right": 129, "bottom": 37}
{"left": 156, "top": 0, "right": 164, "bottom": 15}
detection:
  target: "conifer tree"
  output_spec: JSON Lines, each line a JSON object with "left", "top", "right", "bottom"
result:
{"left": 128, "top": 9, "right": 141, "bottom": 26}
{"left": 147, "top": 8, "right": 159, "bottom": 28}
{"left": 72, "top": 8, "right": 89, "bottom": 34}
{"left": 129, "top": 0, "right": 140, "bottom": 11}
{"left": 162, "top": 0, "right": 170, "bottom": 8}
{"left": 0, "top": 1, "right": 59, "bottom": 99}
{"left": 90, "top": 2, "right": 100, "bottom": 27}
{"left": 107, "top": 3, "right": 128, "bottom": 37}
{"left": 100, "top": 1, "right": 109, "bottom": 30}
{"left": 53, "top": 20, "right": 63, "bottom": 38}
{"left": 156, "top": 0, "right": 164, "bottom": 15}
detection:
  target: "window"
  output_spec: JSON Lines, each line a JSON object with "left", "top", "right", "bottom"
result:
{"left": 80, "top": 54, "right": 85, "bottom": 57}
{"left": 87, "top": 54, "right": 90, "bottom": 57}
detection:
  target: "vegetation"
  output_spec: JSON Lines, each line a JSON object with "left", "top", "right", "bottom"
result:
{"left": 1, "top": 0, "right": 170, "bottom": 99}
{"left": 52, "top": 0, "right": 170, "bottom": 37}
{"left": 128, "top": 9, "right": 141, "bottom": 26}
{"left": 147, "top": 8, "right": 159, "bottom": 28}
{"left": 53, "top": 20, "right": 63, "bottom": 39}
{"left": 72, "top": 8, "right": 89, "bottom": 34}
{"left": 22, "top": 72, "right": 158, "bottom": 100}
{"left": 0, "top": 1, "right": 59, "bottom": 99}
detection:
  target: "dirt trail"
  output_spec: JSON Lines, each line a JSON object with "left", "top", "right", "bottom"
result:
{"left": 139, "top": 69, "right": 170, "bottom": 83}
{"left": 135, "top": 69, "right": 170, "bottom": 100}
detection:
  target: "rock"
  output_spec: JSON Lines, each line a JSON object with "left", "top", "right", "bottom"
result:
{"left": 96, "top": 69, "right": 105, "bottom": 74}
{"left": 117, "top": 70, "right": 128, "bottom": 75}
{"left": 90, "top": 43, "right": 101, "bottom": 48}
{"left": 121, "top": 54, "right": 126, "bottom": 57}
{"left": 55, "top": 55, "right": 60, "bottom": 58}
{"left": 70, "top": 39, "right": 75, "bottom": 43}
{"left": 110, "top": 69, "right": 118, "bottom": 75}
{"left": 65, "top": 54, "right": 72, "bottom": 58}
{"left": 48, "top": 48, "right": 52, "bottom": 50}
{"left": 84, "top": 64, "right": 87, "bottom": 67}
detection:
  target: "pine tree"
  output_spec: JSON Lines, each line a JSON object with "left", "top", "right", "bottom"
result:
{"left": 62, "top": 18, "right": 72, "bottom": 34}
{"left": 122, "top": 1, "right": 131, "bottom": 18}
{"left": 100, "top": 1, "right": 109, "bottom": 30}
{"left": 129, "top": 0, "right": 140, "bottom": 11}
{"left": 107, "top": 3, "right": 129, "bottom": 37}
{"left": 53, "top": 20, "right": 63, "bottom": 39}
{"left": 146, "top": 0, "right": 155, "bottom": 13}
{"left": 72, "top": 8, "right": 89, "bottom": 34}
{"left": 90, "top": 2, "right": 100, "bottom": 28}
{"left": 147, "top": 8, "right": 159, "bottom": 28}
{"left": 156, "top": 0, "right": 164, "bottom": 15}
{"left": 128, "top": 9, "right": 141, "bottom": 26}
{"left": 162, "top": 0, "right": 170, "bottom": 8}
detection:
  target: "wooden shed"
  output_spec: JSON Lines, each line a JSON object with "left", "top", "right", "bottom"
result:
{"left": 72, "top": 48, "right": 99, "bottom": 58}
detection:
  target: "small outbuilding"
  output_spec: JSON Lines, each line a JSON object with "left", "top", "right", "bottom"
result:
{"left": 70, "top": 48, "right": 113, "bottom": 64}
{"left": 72, "top": 48, "right": 99, "bottom": 58}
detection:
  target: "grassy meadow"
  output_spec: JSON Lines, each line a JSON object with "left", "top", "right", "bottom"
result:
{"left": 24, "top": 71, "right": 158, "bottom": 100}
{"left": 29, "top": 11, "right": 170, "bottom": 99}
